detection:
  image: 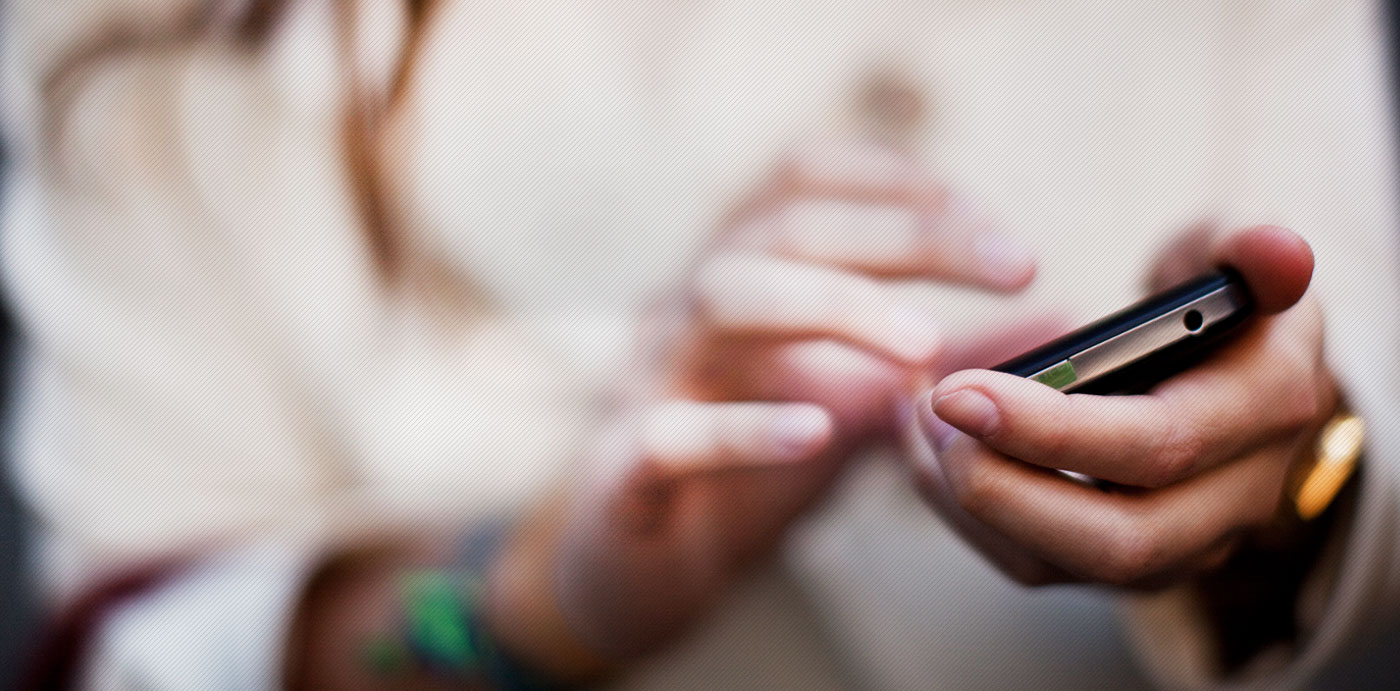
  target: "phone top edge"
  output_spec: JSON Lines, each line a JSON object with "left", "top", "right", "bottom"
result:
{"left": 991, "top": 270, "right": 1253, "bottom": 379}
{"left": 1049, "top": 280, "right": 1249, "bottom": 392}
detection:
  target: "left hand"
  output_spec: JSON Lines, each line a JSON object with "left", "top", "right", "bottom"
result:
{"left": 907, "top": 225, "right": 1338, "bottom": 588}
{"left": 482, "top": 139, "right": 1052, "bottom": 679}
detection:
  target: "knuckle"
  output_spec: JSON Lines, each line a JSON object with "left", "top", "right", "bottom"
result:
{"left": 1263, "top": 341, "right": 1323, "bottom": 426}
{"left": 1284, "top": 338, "right": 1318, "bottom": 376}
{"left": 950, "top": 460, "right": 1002, "bottom": 518}
{"left": 1035, "top": 401, "right": 1081, "bottom": 464}
{"left": 1292, "top": 295, "right": 1326, "bottom": 344}
{"left": 1279, "top": 380, "right": 1322, "bottom": 430}
{"left": 1244, "top": 486, "right": 1287, "bottom": 528}
{"left": 1147, "top": 421, "right": 1204, "bottom": 487}
{"left": 1096, "top": 520, "right": 1163, "bottom": 586}
{"left": 1038, "top": 425, "right": 1075, "bottom": 465}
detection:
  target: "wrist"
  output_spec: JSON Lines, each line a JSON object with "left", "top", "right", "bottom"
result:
{"left": 484, "top": 497, "right": 619, "bottom": 685}
{"left": 1193, "top": 393, "right": 1363, "bottom": 676}
{"left": 324, "top": 519, "right": 603, "bottom": 690}
{"left": 286, "top": 541, "right": 452, "bottom": 690}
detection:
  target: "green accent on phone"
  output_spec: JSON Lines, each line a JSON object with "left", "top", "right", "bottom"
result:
{"left": 1032, "top": 360, "right": 1078, "bottom": 390}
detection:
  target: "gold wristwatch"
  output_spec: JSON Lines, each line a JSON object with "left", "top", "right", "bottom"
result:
{"left": 1292, "top": 408, "right": 1364, "bottom": 521}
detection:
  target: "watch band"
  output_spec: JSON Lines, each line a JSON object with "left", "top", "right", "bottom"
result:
{"left": 360, "top": 520, "right": 571, "bottom": 690}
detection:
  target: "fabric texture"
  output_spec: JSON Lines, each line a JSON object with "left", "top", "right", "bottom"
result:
{"left": 3, "top": 1, "right": 1399, "bottom": 689}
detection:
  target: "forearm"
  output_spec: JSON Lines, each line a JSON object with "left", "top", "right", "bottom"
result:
{"left": 284, "top": 541, "right": 456, "bottom": 691}
{"left": 284, "top": 508, "right": 612, "bottom": 691}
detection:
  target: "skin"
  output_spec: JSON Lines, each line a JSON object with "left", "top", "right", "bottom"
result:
{"left": 909, "top": 225, "right": 1337, "bottom": 589}
{"left": 286, "top": 138, "right": 1051, "bottom": 688}
{"left": 485, "top": 139, "right": 1054, "bottom": 680}
{"left": 286, "top": 145, "right": 1328, "bottom": 688}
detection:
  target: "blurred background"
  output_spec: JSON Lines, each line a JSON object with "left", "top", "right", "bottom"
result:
{"left": 1, "top": 127, "right": 34, "bottom": 682}
{"left": 3, "top": 2, "right": 1400, "bottom": 689}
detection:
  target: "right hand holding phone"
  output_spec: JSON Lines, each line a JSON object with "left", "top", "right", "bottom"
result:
{"left": 908, "top": 226, "right": 1336, "bottom": 588}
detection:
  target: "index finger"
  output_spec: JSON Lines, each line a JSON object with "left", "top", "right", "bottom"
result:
{"left": 1213, "top": 225, "right": 1313, "bottom": 314}
{"left": 1151, "top": 225, "right": 1313, "bottom": 315}
{"left": 641, "top": 401, "right": 836, "bottom": 473}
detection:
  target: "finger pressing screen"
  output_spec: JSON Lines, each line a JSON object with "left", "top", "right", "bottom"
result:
{"left": 641, "top": 401, "right": 834, "bottom": 472}
{"left": 694, "top": 253, "right": 943, "bottom": 363}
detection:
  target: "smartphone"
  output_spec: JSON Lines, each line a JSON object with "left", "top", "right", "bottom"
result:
{"left": 991, "top": 270, "right": 1254, "bottom": 395}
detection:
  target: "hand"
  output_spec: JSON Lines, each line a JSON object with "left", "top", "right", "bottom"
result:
{"left": 485, "top": 139, "right": 1042, "bottom": 678}
{"left": 908, "top": 225, "right": 1336, "bottom": 588}
{"left": 658, "top": 139, "right": 1039, "bottom": 442}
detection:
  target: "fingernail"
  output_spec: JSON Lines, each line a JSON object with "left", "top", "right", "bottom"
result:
{"left": 889, "top": 303, "right": 942, "bottom": 362}
{"left": 931, "top": 390, "right": 1000, "bottom": 438}
{"left": 770, "top": 407, "right": 832, "bottom": 459}
{"left": 973, "top": 233, "right": 1036, "bottom": 284}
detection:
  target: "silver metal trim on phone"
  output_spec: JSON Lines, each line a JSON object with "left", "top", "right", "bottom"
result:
{"left": 1027, "top": 282, "right": 1250, "bottom": 391}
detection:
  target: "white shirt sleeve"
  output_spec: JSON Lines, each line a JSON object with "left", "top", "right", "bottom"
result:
{"left": 80, "top": 543, "right": 320, "bottom": 691}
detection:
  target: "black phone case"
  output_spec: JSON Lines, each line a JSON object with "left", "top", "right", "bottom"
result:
{"left": 991, "top": 271, "right": 1255, "bottom": 395}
